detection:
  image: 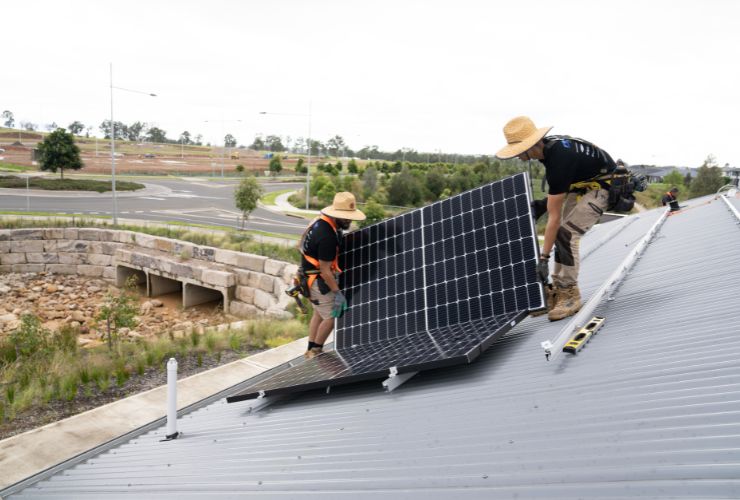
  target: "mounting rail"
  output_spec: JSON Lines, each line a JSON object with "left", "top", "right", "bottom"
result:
{"left": 541, "top": 209, "right": 669, "bottom": 362}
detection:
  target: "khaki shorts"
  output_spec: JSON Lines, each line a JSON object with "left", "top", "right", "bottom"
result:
{"left": 310, "top": 279, "right": 336, "bottom": 320}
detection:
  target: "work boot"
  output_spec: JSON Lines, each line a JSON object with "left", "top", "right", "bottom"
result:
{"left": 530, "top": 285, "right": 558, "bottom": 317}
{"left": 304, "top": 347, "right": 323, "bottom": 359}
{"left": 548, "top": 284, "right": 582, "bottom": 322}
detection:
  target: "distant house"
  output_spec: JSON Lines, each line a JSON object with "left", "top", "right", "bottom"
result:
{"left": 722, "top": 165, "right": 740, "bottom": 186}
{"left": 629, "top": 165, "right": 698, "bottom": 184}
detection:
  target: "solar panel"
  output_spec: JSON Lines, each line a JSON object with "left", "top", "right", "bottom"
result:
{"left": 227, "top": 172, "right": 543, "bottom": 403}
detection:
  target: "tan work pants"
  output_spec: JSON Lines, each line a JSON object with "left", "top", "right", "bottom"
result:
{"left": 553, "top": 189, "right": 610, "bottom": 287}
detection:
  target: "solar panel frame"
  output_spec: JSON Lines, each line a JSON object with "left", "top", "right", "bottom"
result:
{"left": 227, "top": 172, "right": 543, "bottom": 403}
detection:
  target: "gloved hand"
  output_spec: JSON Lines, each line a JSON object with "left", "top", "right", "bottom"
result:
{"left": 531, "top": 198, "right": 548, "bottom": 221}
{"left": 331, "top": 290, "right": 348, "bottom": 318}
{"left": 537, "top": 255, "right": 550, "bottom": 283}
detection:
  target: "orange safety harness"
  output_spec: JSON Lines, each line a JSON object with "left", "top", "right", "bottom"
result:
{"left": 300, "top": 215, "right": 342, "bottom": 292}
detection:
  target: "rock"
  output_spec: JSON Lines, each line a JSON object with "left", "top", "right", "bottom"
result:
{"left": 68, "top": 303, "right": 78, "bottom": 310}
{"left": 151, "top": 299, "right": 163, "bottom": 307}
{"left": 0, "top": 285, "right": 10, "bottom": 294}
{"left": 127, "top": 330, "right": 143, "bottom": 338}
{"left": 0, "top": 313, "right": 18, "bottom": 323}
{"left": 45, "top": 284, "right": 58, "bottom": 293}
{"left": 70, "top": 311, "right": 86, "bottom": 322}
{"left": 80, "top": 325, "right": 90, "bottom": 334}
{"left": 32, "top": 286, "right": 43, "bottom": 292}
{"left": 70, "top": 321, "right": 81, "bottom": 329}
{"left": 12, "top": 308, "right": 22, "bottom": 315}
{"left": 140, "top": 301, "right": 153, "bottom": 314}
{"left": 119, "top": 327, "right": 130, "bottom": 336}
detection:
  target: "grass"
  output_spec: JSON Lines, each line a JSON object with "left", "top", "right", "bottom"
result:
{"left": 0, "top": 161, "right": 33, "bottom": 172}
{"left": 260, "top": 188, "right": 294, "bottom": 206}
{"left": 0, "top": 317, "right": 308, "bottom": 428}
{"left": 0, "top": 176, "right": 145, "bottom": 192}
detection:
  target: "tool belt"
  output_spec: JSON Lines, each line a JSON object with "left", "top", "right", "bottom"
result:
{"left": 568, "top": 167, "right": 646, "bottom": 213}
{"left": 296, "top": 267, "right": 321, "bottom": 303}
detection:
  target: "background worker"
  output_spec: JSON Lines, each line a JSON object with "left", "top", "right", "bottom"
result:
{"left": 662, "top": 187, "right": 681, "bottom": 211}
{"left": 299, "top": 192, "right": 365, "bottom": 359}
{"left": 496, "top": 116, "right": 616, "bottom": 321}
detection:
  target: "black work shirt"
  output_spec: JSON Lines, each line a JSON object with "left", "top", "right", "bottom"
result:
{"left": 542, "top": 136, "right": 616, "bottom": 195}
{"left": 300, "top": 218, "right": 339, "bottom": 271}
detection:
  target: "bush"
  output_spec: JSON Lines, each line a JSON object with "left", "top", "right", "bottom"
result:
{"left": 9, "top": 314, "right": 50, "bottom": 359}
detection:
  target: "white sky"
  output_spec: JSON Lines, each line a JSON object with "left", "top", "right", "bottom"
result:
{"left": 2, "top": 0, "right": 739, "bottom": 167}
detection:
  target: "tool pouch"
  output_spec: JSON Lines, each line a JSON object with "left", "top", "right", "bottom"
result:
{"left": 296, "top": 267, "right": 314, "bottom": 298}
{"left": 607, "top": 174, "right": 636, "bottom": 213}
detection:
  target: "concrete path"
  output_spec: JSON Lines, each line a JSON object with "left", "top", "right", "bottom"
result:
{"left": 0, "top": 336, "right": 310, "bottom": 490}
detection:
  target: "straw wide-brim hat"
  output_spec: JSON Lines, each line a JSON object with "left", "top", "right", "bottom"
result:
{"left": 321, "top": 192, "right": 366, "bottom": 221}
{"left": 496, "top": 116, "right": 552, "bottom": 159}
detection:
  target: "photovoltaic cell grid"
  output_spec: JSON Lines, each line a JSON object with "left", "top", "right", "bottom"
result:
{"left": 227, "top": 173, "right": 543, "bottom": 402}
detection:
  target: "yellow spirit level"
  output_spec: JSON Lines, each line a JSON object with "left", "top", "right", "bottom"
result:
{"left": 562, "top": 316, "right": 606, "bottom": 354}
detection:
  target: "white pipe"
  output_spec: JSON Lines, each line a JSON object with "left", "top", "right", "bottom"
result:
{"left": 166, "top": 357, "right": 178, "bottom": 439}
{"left": 542, "top": 209, "right": 669, "bottom": 362}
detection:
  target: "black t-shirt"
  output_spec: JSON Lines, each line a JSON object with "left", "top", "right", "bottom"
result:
{"left": 300, "top": 218, "right": 339, "bottom": 270}
{"left": 542, "top": 136, "right": 616, "bottom": 195}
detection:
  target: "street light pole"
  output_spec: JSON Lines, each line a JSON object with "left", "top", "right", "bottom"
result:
{"left": 306, "top": 102, "right": 312, "bottom": 210}
{"left": 109, "top": 63, "right": 157, "bottom": 226}
{"left": 110, "top": 63, "right": 117, "bottom": 225}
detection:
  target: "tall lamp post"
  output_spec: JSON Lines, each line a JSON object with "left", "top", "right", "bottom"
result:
{"left": 110, "top": 63, "right": 156, "bottom": 225}
{"left": 258, "top": 104, "right": 312, "bottom": 209}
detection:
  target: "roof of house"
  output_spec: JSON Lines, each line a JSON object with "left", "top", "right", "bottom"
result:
{"left": 6, "top": 197, "right": 740, "bottom": 499}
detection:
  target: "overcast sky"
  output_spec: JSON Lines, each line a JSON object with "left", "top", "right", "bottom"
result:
{"left": 2, "top": 0, "right": 738, "bottom": 167}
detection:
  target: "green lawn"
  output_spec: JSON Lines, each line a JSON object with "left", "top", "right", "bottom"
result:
{"left": 0, "top": 162, "right": 33, "bottom": 173}
{"left": 260, "top": 188, "right": 294, "bottom": 205}
{"left": 0, "top": 176, "right": 144, "bottom": 192}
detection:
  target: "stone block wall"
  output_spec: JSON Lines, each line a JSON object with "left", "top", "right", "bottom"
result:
{"left": 0, "top": 228, "right": 298, "bottom": 319}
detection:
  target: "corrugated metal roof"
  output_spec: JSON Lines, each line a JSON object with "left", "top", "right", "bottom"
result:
{"left": 7, "top": 200, "right": 740, "bottom": 499}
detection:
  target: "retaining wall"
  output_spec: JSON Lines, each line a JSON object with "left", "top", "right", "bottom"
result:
{"left": 0, "top": 228, "right": 298, "bottom": 319}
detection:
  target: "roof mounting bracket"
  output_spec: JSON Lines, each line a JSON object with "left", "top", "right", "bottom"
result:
{"left": 382, "top": 366, "right": 417, "bottom": 392}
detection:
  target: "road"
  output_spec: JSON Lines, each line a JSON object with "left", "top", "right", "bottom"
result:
{"left": 0, "top": 178, "right": 308, "bottom": 235}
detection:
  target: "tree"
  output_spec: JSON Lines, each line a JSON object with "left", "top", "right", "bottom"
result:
{"left": 249, "top": 135, "right": 265, "bottom": 150}
{"left": 234, "top": 176, "right": 263, "bottom": 224}
{"left": 425, "top": 166, "right": 448, "bottom": 198}
{"left": 20, "top": 121, "right": 37, "bottom": 131}
{"left": 224, "top": 133, "right": 237, "bottom": 148}
{"left": 662, "top": 169, "right": 684, "bottom": 187}
{"left": 179, "top": 131, "right": 191, "bottom": 144}
{"left": 348, "top": 158, "right": 358, "bottom": 174}
{"left": 690, "top": 157, "right": 725, "bottom": 197}
{"left": 309, "top": 139, "right": 323, "bottom": 156}
{"left": 127, "top": 121, "right": 147, "bottom": 141}
{"left": 388, "top": 166, "right": 423, "bottom": 206}
{"left": 2, "top": 110, "right": 14, "bottom": 128}
{"left": 146, "top": 126, "right": 167, "bottom": 143}
{"left": 265, "top": 135, "right": 285, "bottom": 152}
{"left": 269, "top": 155, "right": 283, "bottom": 176}
{"left": 317, "top": 181, "right": 337, "bottom": 206}
{"left": 362, "top": 166, "right": 379, "bottom": 199}
{"left": 194, "top": 134, "right": 203, "bottom": 146}
{"left": 327, "top": 135, "right": 346, "bottom": 157}
{"left": 295, "top": 157, "right": 306, "bottom": 174}
{"left": 235, "top": 164, "right": 245, "bottom": 173}
{"left": 45, "top": 122, "right": 59, "bottom": 132}
{"left": 36, "top": 128, "right": 83, "bottom": 180}
{"left": 99, "top": 120, "right": 128, "bottom": 140}
{"left": 96, "top": 278, "right": 138, "bottom": 351}
{"left": 358, "top": 198, "right": 386, "bottom": 228}
{"left": 683, "top": 172, "right": 693, "bottom": 188}
{"left": 67, "top": 121, "right": 85, "bottom": 135}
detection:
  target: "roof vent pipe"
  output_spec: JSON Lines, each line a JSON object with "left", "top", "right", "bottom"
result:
{"left": 164, "top": 358, "right": 180, "bottom": 440}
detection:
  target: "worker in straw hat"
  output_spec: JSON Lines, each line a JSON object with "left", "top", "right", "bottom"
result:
{"left": 298, "top": 192, "right": 365, "bottom": 358}
{"left": 496, "top": 116, "right": 617, "bottom": 321}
